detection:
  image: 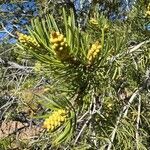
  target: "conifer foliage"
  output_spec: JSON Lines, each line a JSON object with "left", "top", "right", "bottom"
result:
{"left": 1, "top": 1, "right": 150, "bottom": 149}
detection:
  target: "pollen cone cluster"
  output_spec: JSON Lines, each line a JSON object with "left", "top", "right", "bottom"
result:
{"left": 87, "top": 41, "right": 101, "bottom": 64}
{"left": 146, "top": 3, "right": 150, "bottom": 16}
{"left": 17, "top": 32, "right": 40, "bottom": 48}
{"left": 50, "top": 32, "right": 72, "bottom": 62}
{"left": 43, "top": 109, "right": 67, "bottom": 131}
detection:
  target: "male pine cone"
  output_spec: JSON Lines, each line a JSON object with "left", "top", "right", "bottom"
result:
{"left": 50, "top": 32, "right": 79, "bottom": 65}
{"left": 50, "top": 32, "right": 71, "bottom": 61}
{"left": 43, "top": 109, "right": 67, "bottom": 131}
{"left": 17, "top": 32, "right": 40, "bottom": 48}
{"left": 87, "top": 41, "right": 101, "bottom": 64}
{"left": 146, "top": 3, "right": 150, "bottom": 16}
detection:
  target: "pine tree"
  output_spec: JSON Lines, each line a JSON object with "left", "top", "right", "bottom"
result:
{"left": 1, "top": 1, "right": 150, "bottom": 149}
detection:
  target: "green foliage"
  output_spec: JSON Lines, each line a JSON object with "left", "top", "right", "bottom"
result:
{"left": 0, "top": 137, "right": 11, "bottom": 150}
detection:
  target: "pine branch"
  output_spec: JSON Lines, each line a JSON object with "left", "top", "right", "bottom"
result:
{"left": 136, "top": 95, "right": 141, "bottom": 150}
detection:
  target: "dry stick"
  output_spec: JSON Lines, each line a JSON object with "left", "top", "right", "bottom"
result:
{"left": 74, "top": 90, "right": 95, "bottom": 145}
{"left": 136, "top": 95, "right": 141, "bottom": 150}
{"left": 7, "top": 61, "right": 33, "bottom": 70}
{"left": 123, "top": 89, "right": 142, "bottom": 118}
{"left": 90, "top": 90, "right": 97, "bottom": 147}
{"left": 109, "top": 40, "right": 150, "bottom": 64}
{"left": 127, "top": 40, "right": 150, "bottom": 54}
{"left": 74, "top": 115, "right": 92, "bottom": 144}
{"left": 0, "top": 97, "right": 15, "bottom": 120}
{"left": 0, "top": 58, "right": 33, "bottom": 71}
{"left": 77, "top": 111, "right": 89, "bottom": 123}
{"left": 0, "top": 48, "right": 13, "bottom": 56}
{"left": 107, "top": 88, "right": 142, "bottom": 150}
{"left": 0, "top": 98, "right": 14, "bottom": 110}
{"left": 1, "top": 23, "right": 16, "bottom": 38}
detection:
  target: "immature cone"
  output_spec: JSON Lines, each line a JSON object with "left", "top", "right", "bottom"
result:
{"left": 43, "top": 109, "right": 67, "bottom": 131}
{"left": 50, "top": 32, "right": 72, "bottom": 62}
{"left": 87, "top": 41, "right": 101, "bottom": 64}
{"left": 146, "top": 3, "right": 150, "bottom": 16}
{"left": 17, "top": 32, "right": 40, "bottom": 48}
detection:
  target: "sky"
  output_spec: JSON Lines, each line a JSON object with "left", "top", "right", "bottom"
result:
{"left": 0, "top": 0, "right": 37, "bottom": 43}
